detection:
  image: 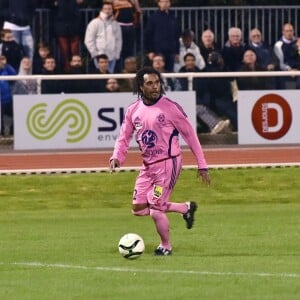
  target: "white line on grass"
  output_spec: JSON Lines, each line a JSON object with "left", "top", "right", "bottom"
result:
{"left": 1, "top": 262, "right": 299, "bottom": 279}
{"left": 1, "top": 163, "right": 300, "bottom": 175}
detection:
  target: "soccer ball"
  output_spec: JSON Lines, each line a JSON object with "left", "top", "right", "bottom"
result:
{"left": 118, "top": 233, "right": 145, "bottom": 259}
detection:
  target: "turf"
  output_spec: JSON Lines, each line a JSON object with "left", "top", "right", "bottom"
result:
{"left": 0, "top": 167, "right": 299, "bottom": 299}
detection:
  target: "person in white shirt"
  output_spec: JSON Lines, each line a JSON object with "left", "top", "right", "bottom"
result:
{"left": 84, "top": 1, "right": 122, "bottom": 73}
{"left": 174, "top": 29, "right": 205, "bottom": 72}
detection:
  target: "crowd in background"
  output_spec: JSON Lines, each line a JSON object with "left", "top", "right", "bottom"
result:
{"left": 1, "top": 0, "right": 300, "bottom": 136}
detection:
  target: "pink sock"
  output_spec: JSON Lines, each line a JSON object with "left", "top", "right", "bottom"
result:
{"left": 167, "top": 202, "right": 188, "bottom": 214}
{"left": 150, "top": 209, "right": 171, "bottom": 250}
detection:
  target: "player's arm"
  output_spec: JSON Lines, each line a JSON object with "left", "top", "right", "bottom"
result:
{"left": 171, "top": 105, "right": 210, "bottom": 186}
{"left": 109, "top": 107, "right": 134, "bottom": 170}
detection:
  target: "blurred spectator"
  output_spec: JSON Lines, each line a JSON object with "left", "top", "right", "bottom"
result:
{"left": 105, "top": 78, "right": 121, "bottom": 92}
{"left": 76, "top": 0, "right": 102, "bottom": 8}
{"left": 84, "top": 1, "right": 122, "bottom": 73}
{"left": 88, "top": 53, "right": 110, "bottom": 93}
{"left": 248, "top": 28, "right": 276, "bottom": 70}
{"left": 13, "top": 56, "right": 37, "bottom": 94}
{"left": 95, "top": 54, "right": 110, "bottom": 75}
{"left": 222, "top": 27, "right": 246, "bottom": 72}
{"left": 119, "top": 55, "right": 137, "bottom": 92}
{"left": 152, "top": 53, "right": 181, "bottom": 91}
{"left": 222, "top": 27, "right": 246, "bottom": 102}
{"left": 0, "top": 29, "right": 24, "bottom": 71}
{"left": 68, "top": 54, "right": 85, "bottom": 74}
{"left": 51, "top": 0, "right": 84, "bottom": 72}
{"left": 205, "top": 51, "right": 237, "bottom": 130}
{"left": 113, "top": 0, "right": 142, "bottom": 73}
{"left": 178, "top": 53, "right": 203, "bottom": 90}
{"left": 296, "top": 37, "right": 300, "bottom": 70}
{"left": 41, "top": 55, "right": 62, "bottom": 94}
{"left": 0, "top": 55, "right": 16, "bottom": 136}
{"left": 62, "top": 54, "right": 88, "bottom": 93}
{"left": 179, "top": 52, "right": 231, "bottom": 134}
{"left": 0, "top": 0, "right": 37, "bottom": 60}
{"left": 32, "top": 42, "right": 52, "bottom": 74}
{"left": 175, "top": 29, "right": 205, "bottom": 72}
{"left": 273, "top": 23, "right": 300, "bottom": 89}
{"left": 199, "top": 29, "right": 220, "bottom": 65}
{"left": 144, "top": 0, "right": 180, "bottom": 72}
{"left": 237, "top": 49, "right": 275, "bottom": 90}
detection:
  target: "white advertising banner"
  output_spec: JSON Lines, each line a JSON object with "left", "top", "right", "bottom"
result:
{"left": 14, "top": 92, "right": 196, "bottom": 150}
{"left": 238, "top": 90, "right": 300, "bottom": 144}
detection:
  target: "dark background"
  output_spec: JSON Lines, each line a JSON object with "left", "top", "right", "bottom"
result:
{"left": 141, "top": 0, "right": 298, "bottom": 6}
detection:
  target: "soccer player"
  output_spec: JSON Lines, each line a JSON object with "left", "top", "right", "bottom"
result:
{"left": 109, "top": 67, "right": 210, "bottom": 256}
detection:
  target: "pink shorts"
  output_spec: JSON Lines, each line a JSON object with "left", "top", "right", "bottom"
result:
{"left": 132, "top": 155, "right": 182, "bottom": 211}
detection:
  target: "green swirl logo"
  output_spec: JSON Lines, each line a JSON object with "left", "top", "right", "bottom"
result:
{"left": 26, "top": 99, "right": 92, "bottom": 143}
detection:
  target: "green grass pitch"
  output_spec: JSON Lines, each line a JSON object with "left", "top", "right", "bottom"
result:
{"left": 0, "top": 167, "right": 299, "bottom": 299}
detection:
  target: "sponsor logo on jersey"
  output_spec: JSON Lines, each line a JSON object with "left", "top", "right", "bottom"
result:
{"left": 141, "top": 130, "right": 157, "bottom": 148}
{"left": 153, "top": 185, "right": 163, "bottom": 198}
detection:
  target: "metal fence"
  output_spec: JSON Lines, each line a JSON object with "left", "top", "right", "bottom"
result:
{"left": 2, "top": 6, "right": 300, "bottom": 149}
{"left": 32, "top": 5, "right": 300, "bottom": 58}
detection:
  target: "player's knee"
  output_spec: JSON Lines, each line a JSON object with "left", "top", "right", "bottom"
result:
{"left": 149, "top": 207, "right": 166, "bottom": 218}
{"left": 132, "top": 204, "right": 149, "bottom": 216}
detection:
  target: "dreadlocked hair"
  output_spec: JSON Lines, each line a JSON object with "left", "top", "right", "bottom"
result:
{"left": 133, "top": 66, "right": 165, "bottom": 98}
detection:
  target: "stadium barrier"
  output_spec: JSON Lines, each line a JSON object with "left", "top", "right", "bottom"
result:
{"left": 33, "top": 6, "right": 300, "bottom": 65}
{"left": 1, "top": 71, "right": 300, "bottom": 150}
{"left": 2, "top": 70, "right": 300, "bottom": 93}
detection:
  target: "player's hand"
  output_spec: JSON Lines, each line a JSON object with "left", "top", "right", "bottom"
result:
{"left": 197, "top": 169, "right": 211, "bottom": 186}
{"left": 109, "top": 159, "right": 120, "bottom": 173}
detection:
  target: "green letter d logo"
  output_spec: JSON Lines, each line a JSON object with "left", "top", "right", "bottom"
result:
{"left": 27, "top": 99, "right": 92, "bottom": 143}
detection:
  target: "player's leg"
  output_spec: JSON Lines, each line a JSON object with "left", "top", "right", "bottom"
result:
{"left": 164, "top": 156, "right": 198, "bottom": 229}
{"left": 131, "top": 167, "right": 151, "bottom": 216}
{"left": 163, "top": 155, "right": 188, "bottom": 214}
{"left": 147, "top": 157, "right": 182, "bottom": 255}
{"left": 131, "top": 165, "right": 171, "bottom": 255}
{"left": 150, "top": 208, "right": 171, "bottom": 255}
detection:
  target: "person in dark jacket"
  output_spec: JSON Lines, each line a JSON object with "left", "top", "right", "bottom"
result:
{"left": 0, "top": 29, "right": 24, "bottom": 71}
{"left": 51, "top": 0, "right": 84, "bottom": 72}
{"left": 0, "top": 0, "right": 38, "bottom": 59}
{"left": 248, "top": 28, "right": 276, "bottom": 71}
{"left": 144, "top": 0, "right": 180, "bottom": 72}
{"left": 199, "top": 29, "right": 220, "bottom": 65}
{"left": 88, "top": 53, "right": 111, "bottom": 93}
{"left": 204, "top": 51, "right": 238, "bottom": 131}
{"left": 62, "top": 54, "right": 88, "bottom": 93}
{"left": 0, "top": 55, "right": 16, "bottom": 135}
{"left": 222, "top": 27, "right": 247, "bottom": 72}
{"left": 32, "top": 42, "right": 52, "bottom": 74}
{"left": 151, "top": 53, "right": 181, "bottom": 91}
{"left": 273, "top": 23, "right": 300, "bottom": 89}
{"left": 179, "top": 52, "right": 231, "bottom": 134}
{"left": 237, "top": 49, "right": 275, "bottom": 91}
{"left": 41, "top": 56, "right": 62, "bottom": 94}
{"left": 112, "top": 0, "right": 142, "bottom": 73}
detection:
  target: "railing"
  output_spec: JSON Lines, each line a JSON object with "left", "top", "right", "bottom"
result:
{"left": 141, "top": 6, "right": 300, "bottom": 46}
{"left": 32, "top": 6, "right": 300, "bottom": 60}
{"left": 2, "top": 70, "right": 300, "bottom": 94}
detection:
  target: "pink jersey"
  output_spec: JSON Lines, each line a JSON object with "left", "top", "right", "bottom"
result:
{"left": 111, "top": 96, "right": 208, "bottom": 169}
